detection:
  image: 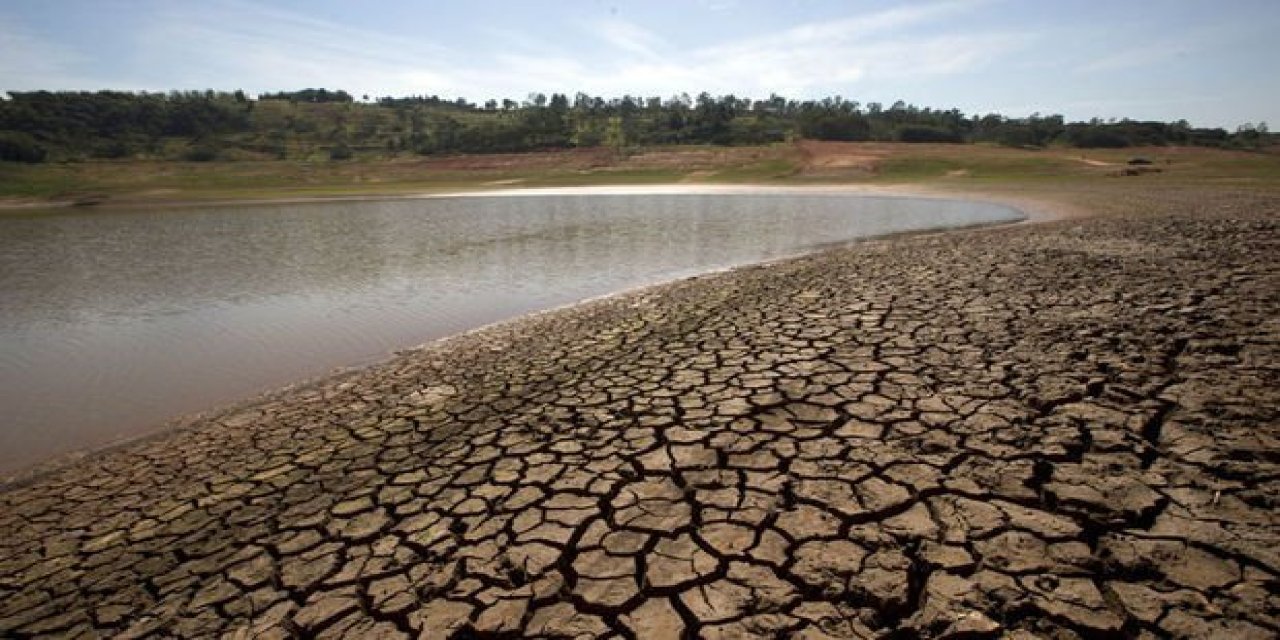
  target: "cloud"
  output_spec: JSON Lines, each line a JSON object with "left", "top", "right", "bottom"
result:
{"left": 590, "top": 18, "right": 667, "bottom": 60}
{"left": 1071, "top": 21, "right": 1257, "bottom": 75}
{"left": 1, "top": 0, "right": 1033, "bottom": 101}
{"left": 128, "top": 0, "right": 460, "bottom": 95}
{"left": 752, "top": 0, "right": 984, "bottom": 44}
{"left": 565, "top": 0, "right": 1030, "bottom": 98}
{"left": 0, "top": 17, "right": 95, "bottom": 91}
{"left": 695, "top": 0, "right": 741, "bottom": 12}
{"left": 1075, "top": 41, "right": 1192, "bottom": 74}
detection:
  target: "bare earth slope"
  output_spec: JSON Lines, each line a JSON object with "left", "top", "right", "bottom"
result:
{"left": 0, "top": 187, "right": 1277, "bottom": 639}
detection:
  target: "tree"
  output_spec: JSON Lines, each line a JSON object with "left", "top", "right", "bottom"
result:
{"left": 896, "top": 125, "right": 962, "bottom": 143}
{"left": 0, "top": 88, "right": 1257, "bottom": 161}
{"left": 604, "top": 116, "right": 626, "bottom": 151}
{"left": 183, "top": 143, "right": 219, "bottom": 161}
{"left": 689, "top": 93, "right": 734, "bottom": 143}
{"left": 796, "top": 100, "right": 870, "bottom": 141}
{"left": 0, "top": 131, "right": 47, "bottom": 162}
{"left": 329, "top": 142, "right": 353, "bottom": 160}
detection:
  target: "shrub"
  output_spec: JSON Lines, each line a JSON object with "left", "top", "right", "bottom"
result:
{"left": 183, "top": 144, "right": 219, "bottom": 161}
{"left": 1069, "top": 130, "right": 1130, "bottom": 148}
{"left": 896, "top": 126, "right": 963, "bottom": 143}
{"left": 329, "top": 142, "right": 353, "bottom": 160}
{"left": 91, "top": 140, "right": 132, "bottom": 159}
{"left": 0, "top": 131, "right": 48, "bottom": 163}
{"left": 798, "top": 114, "right": 871, "bottom": 141}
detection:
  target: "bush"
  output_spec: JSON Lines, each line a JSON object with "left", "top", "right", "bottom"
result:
{"left": 798, "top": 114, "right": 870, "bottom": 141}
{"left": 0, "top": 131, "right": 48, "bottom": 163}
{"left": 896, "top": 126, "right": 963, "bottom": 143}
{"left": 1069, "top": 130, "right": 1130, "bottom": 148}
{"left": 328, "top": 143, "right": 353, "bottom": 160}
{"left": 91, "top": 140, "right": 132, "bottom": 159}
{"left": 183, "top": 144, "right": 219, "bottom": 161}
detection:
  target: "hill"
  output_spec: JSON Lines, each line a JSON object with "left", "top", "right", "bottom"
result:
{"left": 1, "top": 90, "right": 1272, "bottom": 165}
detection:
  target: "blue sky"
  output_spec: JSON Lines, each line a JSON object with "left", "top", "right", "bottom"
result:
{"left": 1, "top": 0, "right": 1276, "bottom": 128}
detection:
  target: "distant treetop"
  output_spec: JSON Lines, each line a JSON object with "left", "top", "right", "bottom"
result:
{"left": 258, "top": 88, "right": 354, "bottom": 103}
{"left": 0, "top": 88, "right": 1271, "bottom": 163}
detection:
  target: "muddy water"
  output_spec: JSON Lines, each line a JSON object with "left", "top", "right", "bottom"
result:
{"left": 0, "top": 192, "right": 1022, "bottom": 472}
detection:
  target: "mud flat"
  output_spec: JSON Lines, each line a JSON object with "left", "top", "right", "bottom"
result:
{"left": 0, "top": 186, "right": 1277, "bottom": 639}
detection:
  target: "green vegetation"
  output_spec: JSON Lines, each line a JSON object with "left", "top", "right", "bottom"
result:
{"left": 3, "top": 139, "right": 1277, "bottom": 206}
{"left": 1, "top": 90, "right": 1273, "bottom": 166}
{"left": 1, "top": 88, "right": 1276, "bottom": 204}
{"left": 0, "top": 131, "right": 47, "bottom": 163}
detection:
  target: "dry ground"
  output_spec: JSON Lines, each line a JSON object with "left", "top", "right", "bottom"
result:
{"left": 4, "top": 141, "right": 1277, "bottom": 207}
{"left": 0, "top": 182, "right": 1276, "bottom": 638}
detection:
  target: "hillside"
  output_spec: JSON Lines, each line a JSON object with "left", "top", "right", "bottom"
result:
{"left": 0, "top": 90, "right": 1272, "bottom": 166}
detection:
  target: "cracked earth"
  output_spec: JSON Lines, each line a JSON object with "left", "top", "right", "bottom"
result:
{"left": 1, "top": 188, "right": 1277, "bottom": 639}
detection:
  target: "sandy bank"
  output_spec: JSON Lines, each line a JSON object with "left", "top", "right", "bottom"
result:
{"left": 2, "top": 182, "right": 1087, "bottom": 227}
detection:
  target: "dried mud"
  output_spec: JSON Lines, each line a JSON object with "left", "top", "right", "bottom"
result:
{"left": 0, "top": 188, "right": 1277, "bottom": 639}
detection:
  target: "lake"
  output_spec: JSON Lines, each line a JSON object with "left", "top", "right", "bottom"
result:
{"left": 0, "top": 189, "right": 1023, "bottom": 473}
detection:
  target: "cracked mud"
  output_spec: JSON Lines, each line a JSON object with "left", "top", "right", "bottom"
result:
{"left": 1, "top": 189, "right": 1277, "bottom": 639}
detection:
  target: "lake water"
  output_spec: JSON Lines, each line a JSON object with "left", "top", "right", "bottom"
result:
{"left": 0, "top": 190, "right": 1023, "bottom": 473}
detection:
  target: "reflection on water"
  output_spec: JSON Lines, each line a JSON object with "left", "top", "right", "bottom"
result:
{"left": 0, "top": 193, "right": 1022, "bottom": 472}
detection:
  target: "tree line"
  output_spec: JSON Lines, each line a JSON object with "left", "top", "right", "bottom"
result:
{"left": 0, "top": 89, "right": 1270, "bottom": 163}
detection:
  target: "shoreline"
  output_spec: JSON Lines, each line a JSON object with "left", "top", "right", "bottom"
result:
{"left": 0, "top": 184, "right": 1275, "bottom": 637}
{"left": 0, "top": 185, "right": 1056, "bottom": 487}
{"left": 0, "top": 181, "right": 1087, "bottom": 223}
{"left": 3, "top": 183, "right": 914, "bottom": 212}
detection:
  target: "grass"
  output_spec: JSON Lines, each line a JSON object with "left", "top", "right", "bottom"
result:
{"left": 702, "top": 158, "right": 799, "bottom": 182}
{"left": 2, "top": 142, "right": 1277, "bottom": 207}
{"left": 860, "top": 143, "right": 1280, "bottom": 187}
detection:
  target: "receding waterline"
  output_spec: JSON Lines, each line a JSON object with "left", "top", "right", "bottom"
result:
{"left": 0, "top": 191, "right": 1023, "bottom": 472}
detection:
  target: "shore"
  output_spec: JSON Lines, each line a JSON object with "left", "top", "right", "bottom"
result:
{"left": 0, "top": 185, "right": 1046, "bottom": 481}
{"left": 0, "top": 184, "right": 1277, "bottom": 638}
{"left": 0, "top": 182, "right": 1082, "bottom": 224}
{"left": 5, "top": 141, "right": 1276, "bottom": 214}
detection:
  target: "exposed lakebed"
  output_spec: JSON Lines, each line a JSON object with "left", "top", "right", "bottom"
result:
{"left": 0, "top": 190, "right": 1022, "bottom": 472}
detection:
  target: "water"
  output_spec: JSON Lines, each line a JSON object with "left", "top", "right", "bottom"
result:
{"left": 0, "top": 191, "right": 1022, "bottom": 472}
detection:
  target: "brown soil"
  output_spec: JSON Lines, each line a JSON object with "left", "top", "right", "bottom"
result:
{"left": 794, "top": 140, "right": 886, "bottom": 178}
{"left": 413, "top": 146, "right": 787, "bottom": 174}
{"left": 418, "top": 147, "right": 618, "bottom": 171}
{"left": 0, "top": 186, "right": 1276, "bottom": 639}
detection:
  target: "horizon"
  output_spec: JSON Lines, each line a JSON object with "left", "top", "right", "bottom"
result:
{"left": 2, "top": 0, "right": 1277, "bottom": 130}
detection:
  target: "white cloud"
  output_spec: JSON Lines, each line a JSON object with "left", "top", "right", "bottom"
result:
{"left": 1075, "top": 41, "right": 1192, "bottom": 74}
{"left": 0, "top": 17, "right": 96, "bottom": 91}
{"left": 128, "top": 0, "right": 460, "bottom": 95}
{"left": 590, "top": 18, "right": 667, "bottom": 60}
{"left": 749, "top": 0, "right": 984, "bottom": 45}
{"left": 560, "top": 0, "right": 1030, "bottom": 98}
{"left": 1, "top": 0, "right": 1033, "bottom": 101}
{"left": 1071, "top": 21, "right": 1254, "bottom": 75}
{"left": 695, "top": 0, "right": 741, "bottom": 12}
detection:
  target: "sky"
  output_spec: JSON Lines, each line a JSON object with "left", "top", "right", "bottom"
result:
{"left": 1, "top": 0, "right": 1276, "bottom": 128}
